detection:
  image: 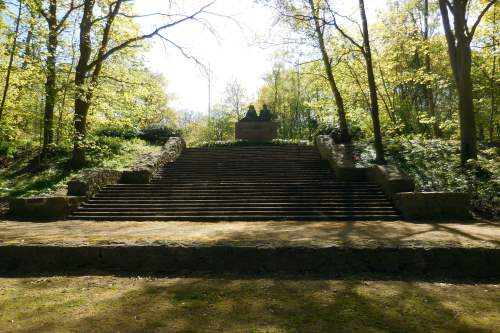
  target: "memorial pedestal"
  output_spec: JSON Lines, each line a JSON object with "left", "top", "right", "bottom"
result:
{"left": 235, "top": 121, "right": 278, "bottom": 142}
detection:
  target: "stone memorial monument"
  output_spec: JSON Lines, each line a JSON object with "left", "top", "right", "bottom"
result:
{"left": 235, "top": 104, "right": 278, "bottom": 142}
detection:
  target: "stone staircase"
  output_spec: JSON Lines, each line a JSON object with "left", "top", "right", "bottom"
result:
{"left": 71, "top": 145, "right": 400, "bottom": 221}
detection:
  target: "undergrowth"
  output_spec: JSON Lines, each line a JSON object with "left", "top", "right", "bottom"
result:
{"left": 0, "top": 138, "right": 160, "bottom": 198}
{"left": 353, "top": 135, "right": 499, "bottom": 218}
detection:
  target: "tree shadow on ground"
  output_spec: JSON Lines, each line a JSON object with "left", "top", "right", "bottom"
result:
{"left": 6, "top": 277, "right": 498, "bottom": 333}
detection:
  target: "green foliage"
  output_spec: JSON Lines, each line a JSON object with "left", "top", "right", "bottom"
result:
{"left": 94, "top": 124, "right": 182, "bottom": 144}
{"left": 0, "top": 138, "right": 160, "bottom": 198}
{"left": 138, "top": 125, "right": 182, "bottom": 144}
{"left": 94, "top": 127, "right": 140, "bottom": 140}
{"left": 383, "top": 136, "right": 499, "bottom": 217}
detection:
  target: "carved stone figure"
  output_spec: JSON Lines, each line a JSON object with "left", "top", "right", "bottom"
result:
{"left": 241, "top": 105, "right": 259, "bottom": 121}
{"left": 259, "top": 104, "right": 272, "bottom": 121}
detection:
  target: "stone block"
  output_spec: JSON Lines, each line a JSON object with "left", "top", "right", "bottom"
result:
{"left": 315, "top": 135, "right": 367, "bottom": 180}
{"left": 9, "top": 196, "right": 85, "bottom": 219}
{"left": 235, "top": 121, "right": 278, "bottom": 142}
{"left": 121, "top": 136, "right": 184, "bottom": 184}
{"left": 67, "top": 169, "right": 122, "bottom": 197}
{"left": 367, "top": 165, "right": 415, "bottom": 198}
{"left": 393, "top": 192, "right": 471, "bottom": 220}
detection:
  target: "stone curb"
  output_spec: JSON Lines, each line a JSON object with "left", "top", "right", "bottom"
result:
{"left": 1, "top": 245, "right": 498, "bottom": 279}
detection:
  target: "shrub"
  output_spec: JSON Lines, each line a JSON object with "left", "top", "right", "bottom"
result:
{"left": 86, "top": 136, "right": 127, "bottom": 164}
{"left": 138, "top": 125, "right": 182, "bottom": 144}
{"left": 94, "top": 127, "right": 140, "bottom": 140}
{"left": 383, "top": 136, "right": 499, "bottom": 218}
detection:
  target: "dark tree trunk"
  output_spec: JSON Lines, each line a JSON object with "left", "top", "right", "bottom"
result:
{"left": 437, "top": 0, "right": 492, "bottom": 164}
{"left": 71, "top": 0, "right": 95, "bottom": 169}
{"left": 41, "top": 0, "right": 58, "bottom": 157}
{"left": 359, "top": 0, "right": 385, "bottom": 164}
{"left": 0, "top": 0, "right": 22, "bottom": 122}
{"left": 308, "top": 0, "right": 350, "bottom": 142}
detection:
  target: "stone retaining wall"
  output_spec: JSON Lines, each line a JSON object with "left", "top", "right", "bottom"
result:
{"left": 394, "top": 192, "right": 472, "bottom": 219}
{"left": 67, "top": 169, "right": 123, "bottom": 197}
{"left": 1, "top": 245, "right": 497, "bottom": 279}
{"left": 121, "top": 137, "right": 184, "bottom": 184}
{"left": 315, "top": 135, "right": 471, "bottom": 220}
{"left": 315, "top": 135, "right": 367, "bottom": 180}
{"left": 8, "top": 196, "right": 85, "bottom": 220}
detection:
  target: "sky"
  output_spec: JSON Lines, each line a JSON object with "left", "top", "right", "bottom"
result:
{"left": 134, "top": 0, "right": 386, "bottom": 115}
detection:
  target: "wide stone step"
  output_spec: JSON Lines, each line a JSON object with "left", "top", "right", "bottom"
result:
{"left": 170, "top": 159, "right": 326, "bottom": 162}
{"left": 86, "top": 198, "right": 392, "bottom": 204}
{"left": 69, "top": 214, "right": 400, "bottom": 221}
{"left": 94, "top": 191, "right": 384, "bottom": 198}
{"left": 159, "top": 166, "right": 331, "bottom": 171}
{"left": 104, "top": 185, "right": 379, "bottom": 190}
{"left": 73, "top": 208, "right": 398, "bottom": 215}
{"left": 92, "top": 195, "right": 388, "bottom": 201}
{"left": 82, "top": 200, "right": 392, "bottom": 208}
{"left": 106, "top": 181, "right": 376, "bottom": 187}
{"left": 75, "top": 206, "right": 396, "bottom": 215}
{"left": 100, "top": 185, "right": 381, "bottom": 191}
{"left": 154, "top": 172, "right": 334, "bottom": 177}
{"left": 151, "top": 177, "right": 337, "bottom": 181}
{"left": 142, "top": 181, "right": 372, "bottom": 186}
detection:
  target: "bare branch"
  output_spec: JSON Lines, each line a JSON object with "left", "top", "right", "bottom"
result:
{"left": 87, "top": 0, "right": 216, "bottom": 70}
{"left": 56, "top": 1, "right": 83, "bottom": 33}
{"left": 468, "top": 0, "right": 496, "bottom": 40}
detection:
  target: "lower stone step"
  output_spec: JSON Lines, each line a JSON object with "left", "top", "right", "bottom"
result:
{"left": 68, "top": 214, "right": 401, "bottom": 221}
{"left": 2, "top": 244, "right": 497, "bottom": 279}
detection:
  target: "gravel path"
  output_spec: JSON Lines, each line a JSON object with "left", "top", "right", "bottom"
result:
{"left": 1, "top": 219, "right": 498, "bottom": 249}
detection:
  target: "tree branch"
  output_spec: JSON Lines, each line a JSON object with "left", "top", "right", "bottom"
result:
{"left": 468, "top": 0, "right": 496, "bottom": 40}
{"left": 87, "top": 0, "right": 216, "bottom": 70}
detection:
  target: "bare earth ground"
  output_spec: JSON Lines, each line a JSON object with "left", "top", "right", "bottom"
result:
{"left": 0, "top": 276, "right": 499, "bottom": 333}
{"left": 0, "top": 219, "right": 499, "bottom": 249}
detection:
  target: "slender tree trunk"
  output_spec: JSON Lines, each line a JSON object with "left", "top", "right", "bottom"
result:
{"left": 359, "top": 0, "right": 385, "bottom": 164}
{"left": 41, "top": 0, "right": 58, "bottom": 157}
{"left": 22, "top": 17, "right": 34, "bottom": 69}
{"left": 72, "top": 0, "right": 94, "bottom": 169}
{"left": 423, "top": 0, "right": 440, "bottom": 137}
{"left": 0, "top": 0, "right": 22, "bottom": 122}
{"left": 308, "top": 0, "right": 350, "bottom": 142}
{"left": 488, "top": 6, "right": 497, "bottom": 144}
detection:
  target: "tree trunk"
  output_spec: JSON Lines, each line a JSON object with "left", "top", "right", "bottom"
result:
{"left": 41, "top": 0, "right": 58, "bottom": 157}
{"left": 359, "top": 0, "right": 385, "bottom": 164}
{"left": 308, "top": 0, "right": 350, "bottom": 142}
{"left": 439, "top": 0, "right": 478, "bottom": 164}
{"left": 488, "top": 6, "right": 497, "bottom": 144}
{"left": 0, "top": 0, "right": 22, "bottom": 122}
{"left": 71, "top": 0, "right": 95, "bottom": 169}
{"left": 423, "top": 0, "right": 440, "bottom": 137}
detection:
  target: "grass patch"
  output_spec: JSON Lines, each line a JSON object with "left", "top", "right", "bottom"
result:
{"left": 0, "top": 139, "right": 161, "bottom": 198}
{"left": 0, "top": 276, "right": 498, "bottom": 332}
